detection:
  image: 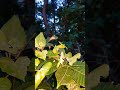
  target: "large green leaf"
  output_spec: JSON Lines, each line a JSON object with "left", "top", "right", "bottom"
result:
{"left": 0, "top": 15, "right": 26, "bottom": 54}
{"left": 55, "top": 61, "right": 85, "bottom": 88}
{"left": 86, "top": 64, "right": 109, "bottom": 89}
{"left": 0, "top": 57, "right": 30, "bottom": 81}
{"left": 0, "top": 77, "right": 12, "bottom": 90}
{"left": 35, "top": 32, "right": 46, "bottom": 49}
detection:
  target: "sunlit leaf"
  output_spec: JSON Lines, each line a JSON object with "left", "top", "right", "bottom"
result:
{"left": 68, "top": 53, "right": 81, "bottom": 65}
{"left": 47, "top": 50, "right": 58, "bottom": 57}
{"left": 57, "top": 42, "right": 66, "bottom": 49}
{"left": 35, "top": 32, "right": 46, "bottom": 49}
{"left": 35, "top": 58, "right": 40, "bottom": 67}
{"left": 65, "top": 52, "right": 72, "bottom": 60}
{"left": 35, "top": 50, "right": 48, "bottom": 60}
{"left": 35, "top": 62, "right": 52, "bottom": 89}
{"left": 53, "top": 45, "right": 59, "bottom": 54}
{"left": 46, "top": 59, "right": 58, "bottom": 75}
{"left": 55, "top": 61, "right": 85, "bottom": 89}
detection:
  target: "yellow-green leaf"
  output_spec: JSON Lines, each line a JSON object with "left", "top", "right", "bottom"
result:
{"left": 55, "top": 61, "right": 85, "bottom": 89}
{"left": 35, "top": 50, "right": 48, "bottom": 60}
{"left": 35, "top": 62, "right": 52, "bottom": 89}
{"left": 35, "top": 32, "right": 46, "bottom": 49}
{"left": 68, "top": 53, "right": 81, "bottom": 65}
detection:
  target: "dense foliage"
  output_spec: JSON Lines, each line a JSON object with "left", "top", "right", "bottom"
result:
{"left": 0, "top": 15, "right": 34, "bottom": 90}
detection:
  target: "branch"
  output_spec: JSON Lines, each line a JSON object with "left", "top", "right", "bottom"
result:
{"left": 42, "top": 0, "right": 49, "bottom": 30}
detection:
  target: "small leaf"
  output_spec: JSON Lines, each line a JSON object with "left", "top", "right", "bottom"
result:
{"left": 47, "top": 50, "right": 58, "bottom": 57}
{"left": 35, "top": 32, "right": 46, "bottom": 49}
{"left": 35, "top": 50, "right": 48, "bottom": 60}
{"left": 0, "top": 77, "right": 12, "bottom": 90}
{"left": 68, "top": 53, "right": 81, "bottom": 65}
{"left": 49, "top": 35, "right": 58, "bottom": 41}
{"left": 35, "top": 58, "right": 40, "bottom": 67}
{"left": 57, "top": 42, "right": 66, "bottom": 49}
{"left": 53, "top": 46, "right": 59, "bottom": 54}
{"left": 65, "top": 52, "right": 72, "bottom": 60}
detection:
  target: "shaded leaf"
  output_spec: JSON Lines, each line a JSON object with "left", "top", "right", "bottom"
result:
{"left": 0, "top": 77, "right": 12, "bottom": 90}
{"left": 0, "top": 15, "right": 26, "bottom": 54}
{"left": 86, "top": 64, "right": 109, "bottom": 89}
{"left": 28, "top": 58, "right": 35, "bottom": 72}
{"left": 25, "top": 85, "right": 35, "bottom": 90}
{"left": 0, "top": 57, "right": 30, "bottom": 81}
{"left": 92, "top": 83, "right": 120, "bottom": 90}
{"left": 38, "top": 81, "right": 52, "bottom": 90}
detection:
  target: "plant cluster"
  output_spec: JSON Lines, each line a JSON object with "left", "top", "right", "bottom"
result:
{"left": 0, "top": 15, "right": 34, "bottom": 90}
